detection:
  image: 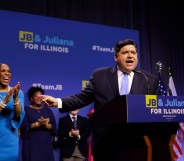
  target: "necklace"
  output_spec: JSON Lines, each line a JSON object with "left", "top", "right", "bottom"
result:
{"left": 0, "top": 94, "right": 5, "bottom": 101}
{"left": 0, "top": 86, "right": 11, "bottom": 101}
{"left": 29, "top": 105, "right": 44, "bottom": 114}
{"left": 0, "top": 95, "right": 5, "bottom": 99}
{"left": 29, "top": 105, "right": 44, "bottom": 110}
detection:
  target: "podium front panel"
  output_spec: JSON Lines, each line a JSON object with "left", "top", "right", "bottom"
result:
{"left": 127, "top": 94, "right": 184, "bottom": 122}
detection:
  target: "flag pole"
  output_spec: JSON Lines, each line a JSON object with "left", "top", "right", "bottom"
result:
{"left": 168, "top": 67, "right": 172, "bottom": 77}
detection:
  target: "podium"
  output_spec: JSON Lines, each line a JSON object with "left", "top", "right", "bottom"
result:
{"left": 90, "top": 95, "right": 181, "bottom": 161}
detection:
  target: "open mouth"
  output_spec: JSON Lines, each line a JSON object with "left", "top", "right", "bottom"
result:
{"left": 2, "top": 77, "right": 9, "bottom": 83}
{"left": 126, "top": 60, "right": 134, "bottom": 65}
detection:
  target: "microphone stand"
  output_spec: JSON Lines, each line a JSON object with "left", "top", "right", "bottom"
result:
{"left": 133, "top": 69, "right": 150, "bottom": 94}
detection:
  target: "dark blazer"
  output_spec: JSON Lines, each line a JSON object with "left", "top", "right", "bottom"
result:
{"left": 61, "top": 65, "right": 157, "bottom": 111}
{"left": 58, "top": 114, "right": 91, "bottom": 158}
{"left": 60, "top": 66, "right": 158, "bottom": 160}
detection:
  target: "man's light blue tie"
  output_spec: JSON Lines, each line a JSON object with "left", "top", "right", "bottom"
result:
{"left": 120, "top": 73, "right": 129, "bottom": 95}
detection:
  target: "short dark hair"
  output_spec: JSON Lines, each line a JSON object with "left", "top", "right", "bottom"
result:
{"left": 114, "top": 39, "right": 137, "bottom": 54}
{"left": 28, "top": 86, "right": 44, "bottom": 100}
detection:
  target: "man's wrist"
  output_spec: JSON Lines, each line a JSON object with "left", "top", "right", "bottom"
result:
{"left": 69, "top": 131, "right": 73, "bottom": 137}
{"left": 57, "top": 98, "right": 62, "bottom": 108}
{"left": 77, "top": 135, "right": 81, "bottom": 140}
{"left": 35, "top": 122, "right": 40, "bottom": 127}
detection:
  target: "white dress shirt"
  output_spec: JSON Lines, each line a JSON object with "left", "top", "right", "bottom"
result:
{"left": 117, "top": 68, "right": 134, "bottom": 94}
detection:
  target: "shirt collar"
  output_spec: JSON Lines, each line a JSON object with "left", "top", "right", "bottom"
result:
{"left": 117, "top": 66, "right": 134, "bottom": 77}
{"left": 69, "top": 114, "right": 77, "bottom": 119}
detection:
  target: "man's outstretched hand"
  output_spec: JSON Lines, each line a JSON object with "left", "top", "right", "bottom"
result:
{"left": 37, "top": 95, "right": 58, "bottom": 107}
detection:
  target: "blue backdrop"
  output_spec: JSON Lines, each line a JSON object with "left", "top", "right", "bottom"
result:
{"left": 0, "top": 10, "right": 139, "bottom": 161}
{"left": 0, "top": 10, "right": 139, "bottom": 118}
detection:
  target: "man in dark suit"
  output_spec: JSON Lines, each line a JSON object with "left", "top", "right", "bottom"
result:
{"left": 58, "top": 109, "right": 91, "bottom": 161}
{"left": 39, "top": 39, "right": 158, "bottom": 161}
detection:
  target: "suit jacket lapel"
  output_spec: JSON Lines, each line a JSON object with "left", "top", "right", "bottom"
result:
{"left": 76, "top": 116, "right": 81, "bottom": 129}
{"left": 66, "top": 115, "right": 74, "bottom": 128}
{"left": 108, "top": 66, "right": 119, "bottom": 96}
{"left": 130, "top": 72, "right": 139, "bottom": 93}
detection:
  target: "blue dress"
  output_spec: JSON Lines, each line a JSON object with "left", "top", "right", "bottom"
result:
{"left": 0, "top": 90, "right": 25, "bottom": 161}
{"left": 20, "top": 106, "right": 57, "bottom": 161}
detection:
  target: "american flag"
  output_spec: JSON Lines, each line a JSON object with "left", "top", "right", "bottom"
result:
{"left": 173, "top": 123, "right": 184, "bottom": 161}
{"left": 157, "top": 73, "right": 167, "bottom": 96}
{"left": 168, "top": 71, "right": 177, "bottom": 96}
{"left": 169, "top": 73, "right": 184, "bottom": 161}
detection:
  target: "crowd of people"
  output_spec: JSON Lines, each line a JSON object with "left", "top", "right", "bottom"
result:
{"left": 0, "top": 63, "right": 92, "bottom": 161}
{"left": 0, "top": 39, "right": 178, "bottom": 161}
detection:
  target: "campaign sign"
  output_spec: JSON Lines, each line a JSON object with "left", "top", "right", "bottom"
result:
{"left": 127, "top": 94, "right": 184, "bottom": 122}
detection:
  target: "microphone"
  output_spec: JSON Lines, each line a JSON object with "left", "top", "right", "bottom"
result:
{"left": 134, "top": 69, "right": 173, "bottom": 96}
{"left": 133, "top": 69, "right": 150, "bottom": 94}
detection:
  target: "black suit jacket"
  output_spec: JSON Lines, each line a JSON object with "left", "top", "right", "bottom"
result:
{"left": 58, "top": 114, "right": 91, "bottom": 158}
{"left": 61, "top": 65, "right": 157, "bottom": 112}
{"left": 60, "top": 66, "right": 158, "bottom": 156}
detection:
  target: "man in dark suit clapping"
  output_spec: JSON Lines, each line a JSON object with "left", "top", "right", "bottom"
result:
{"left": 58, "top": 109, "right": 91, "bottom": 161}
